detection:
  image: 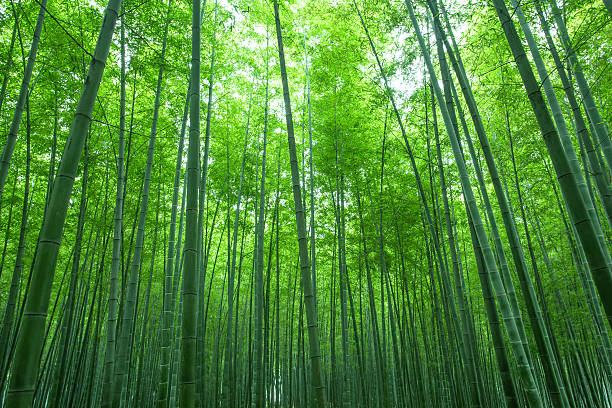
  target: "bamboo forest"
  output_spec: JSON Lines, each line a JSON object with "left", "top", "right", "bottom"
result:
{"left": 0, "top": 0, "right": 612, "bottom": 407}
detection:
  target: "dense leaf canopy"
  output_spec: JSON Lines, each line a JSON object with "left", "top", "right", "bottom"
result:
{"left": 0, "top": 0, "right": 610, "bottom": 406}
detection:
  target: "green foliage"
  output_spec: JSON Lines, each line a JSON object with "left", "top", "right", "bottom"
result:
{"left": 0, "top": 0, "right": 610, "bottom": 406}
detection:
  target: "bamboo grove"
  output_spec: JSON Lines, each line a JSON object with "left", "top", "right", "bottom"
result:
{"left": 0, "top": 0, "right": 610, "bottom": 406}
